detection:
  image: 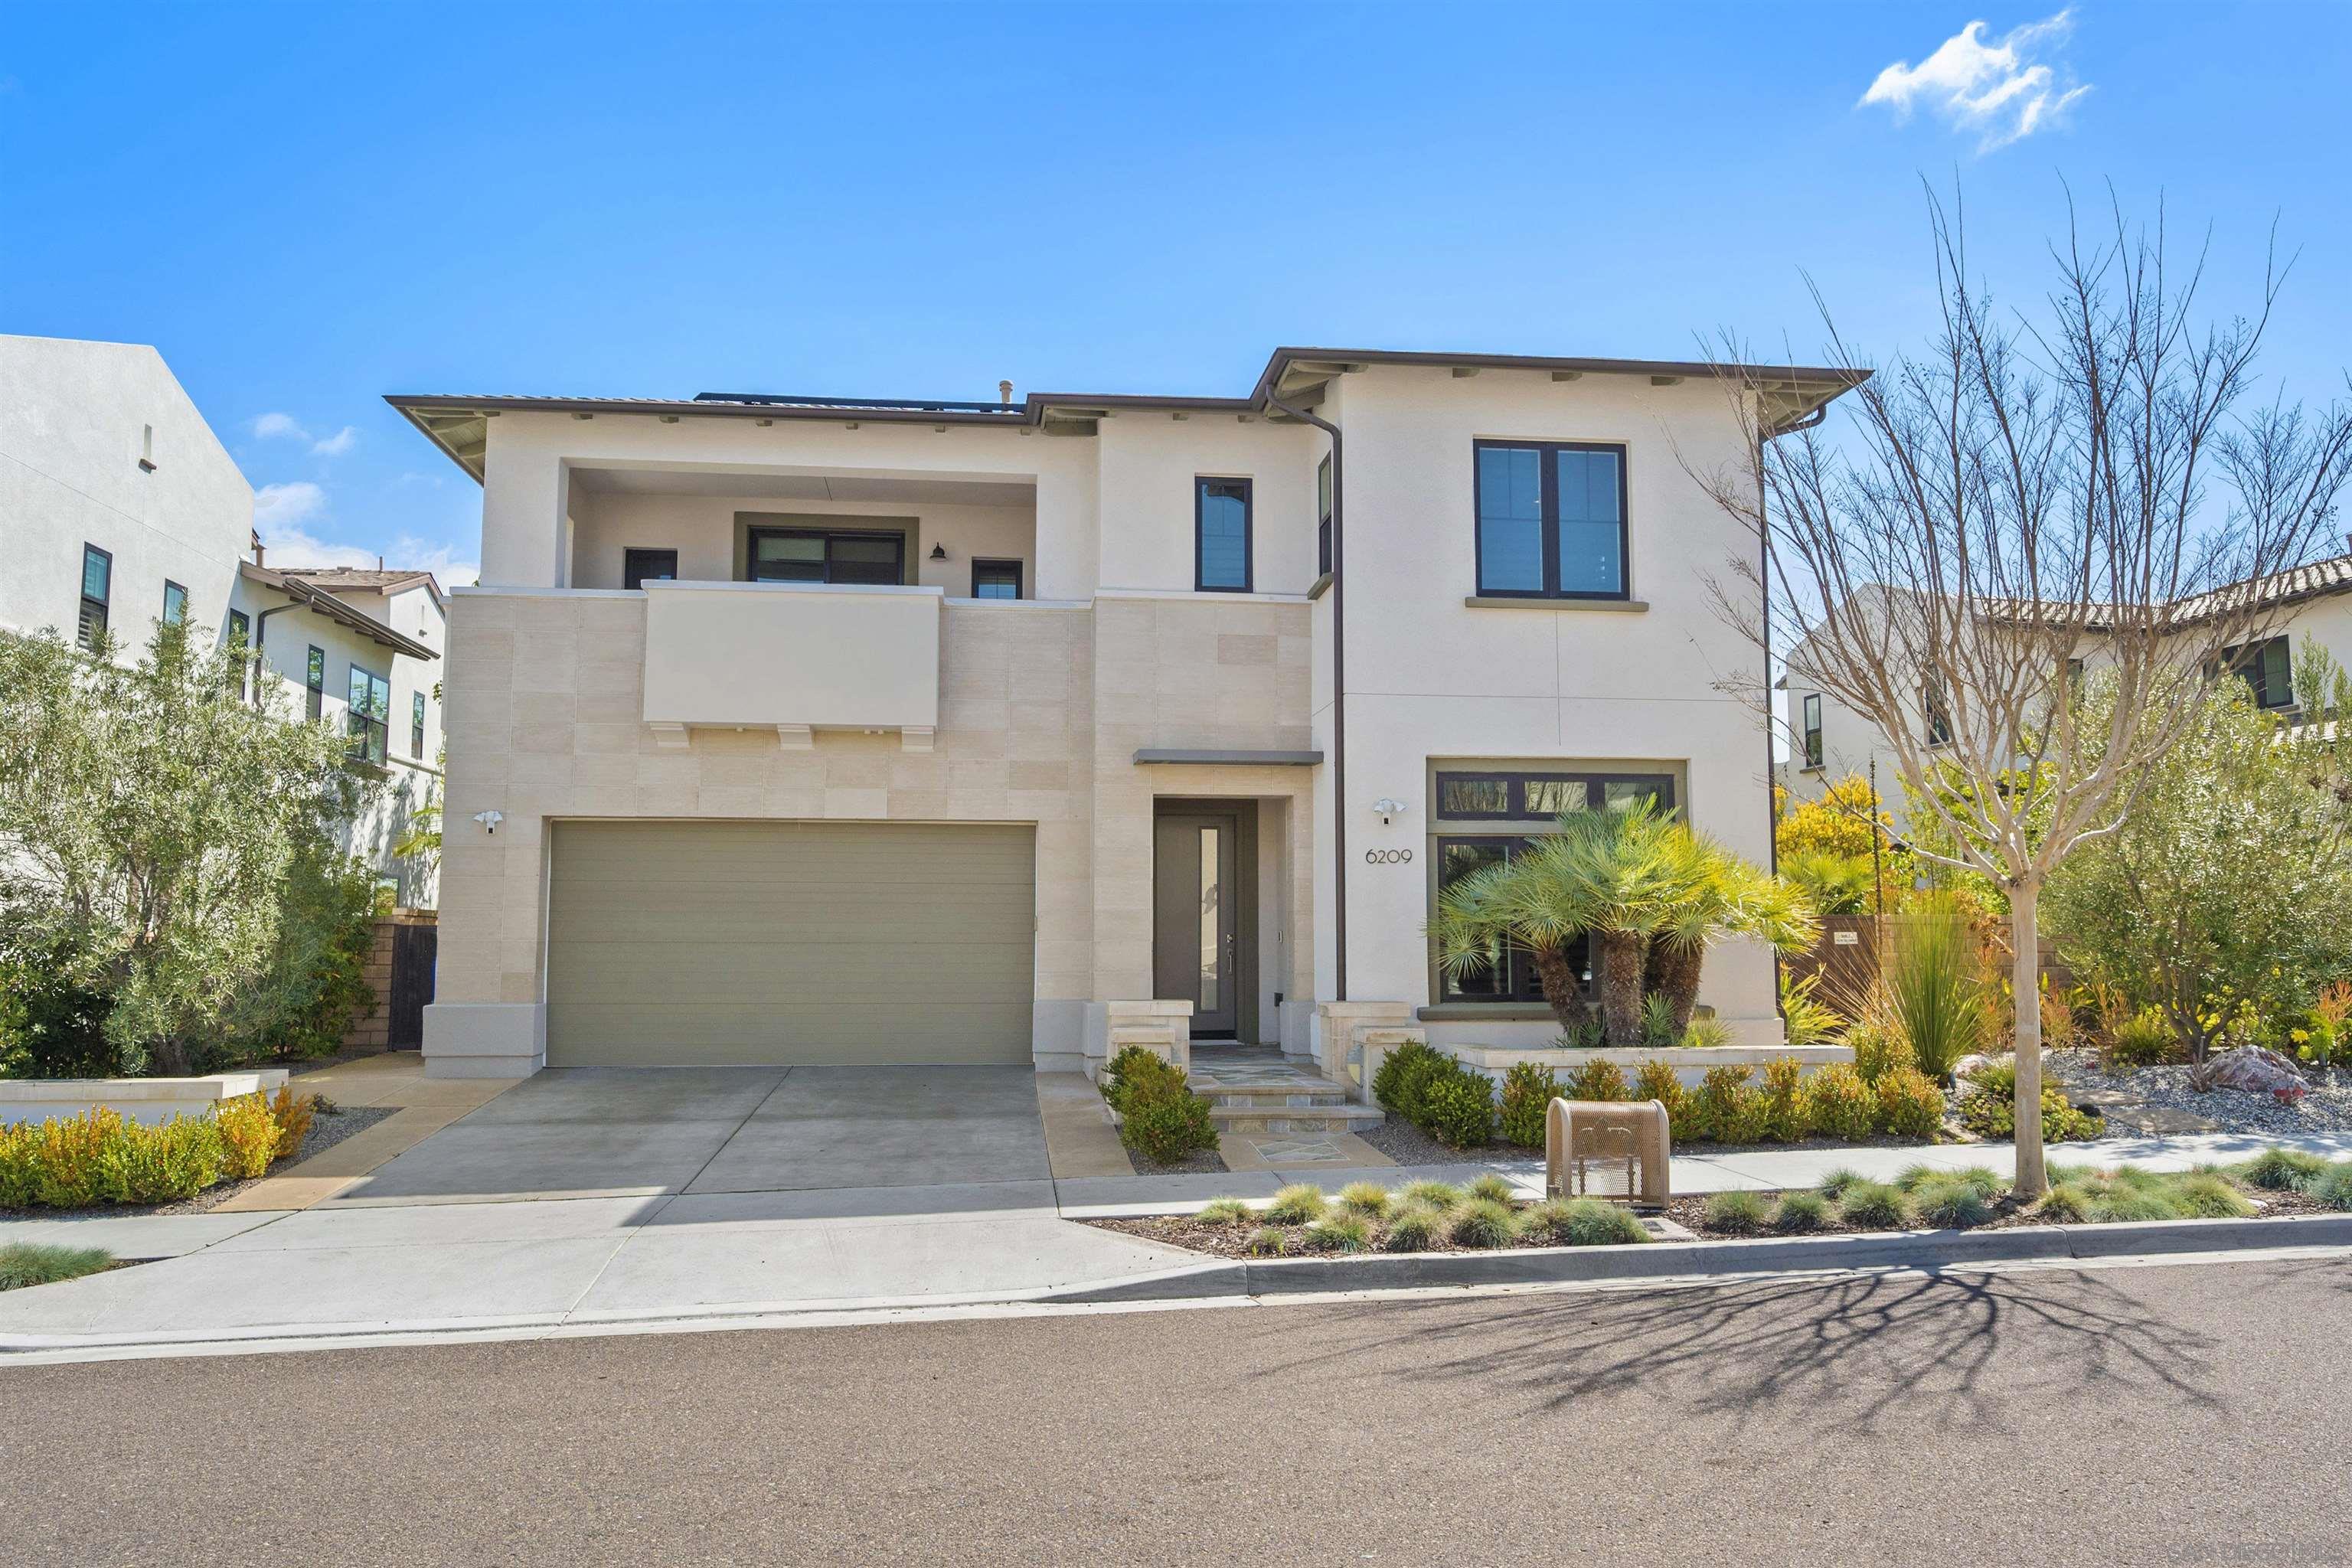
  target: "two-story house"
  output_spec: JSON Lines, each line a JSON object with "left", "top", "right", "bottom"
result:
{"left": 392, "top": 348, "right": 1861, "bottom": 1080}
{"left": 2, "top": 333, "right": 447, "bottom": 904}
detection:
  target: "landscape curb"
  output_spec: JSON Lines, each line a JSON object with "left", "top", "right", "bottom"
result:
{"left": 1042, "top": 1213, "right": 2352, "bottom": 1304}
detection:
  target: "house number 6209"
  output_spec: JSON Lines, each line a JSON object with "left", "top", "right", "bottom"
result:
{"left": 1364, "top": 848, "right": 1413, "bottom": 864}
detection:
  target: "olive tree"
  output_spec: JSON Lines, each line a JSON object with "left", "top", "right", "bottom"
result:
{"left": 1696, "top": 192, "right": 2352, "bottom": 1193}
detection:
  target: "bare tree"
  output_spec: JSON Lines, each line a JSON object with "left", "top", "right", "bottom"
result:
{"left": 1695, "top": 189, "right": 2352, "bottom": 1195}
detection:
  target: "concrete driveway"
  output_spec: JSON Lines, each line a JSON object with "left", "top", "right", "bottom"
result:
{"left": 324, "top": 1065, "right": 1053, "bottom": 1207}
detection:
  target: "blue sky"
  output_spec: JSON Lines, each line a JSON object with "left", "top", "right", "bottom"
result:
{"left": 6, "top": 3, "right": 2349, "bottom": 583}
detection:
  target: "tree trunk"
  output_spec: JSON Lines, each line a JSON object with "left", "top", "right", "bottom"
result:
{"left": 1652, "top": 941, "right": 1706, "bottom": 1036}
{"left": 1595, "top": 930, "right": 1647, "bottom": 1046}
{"left": 2010, "top": 880, "right": 2047, "bottom": 1198}
{"left": 1527, "top": 945, "right": 1592, "bottom": 1034}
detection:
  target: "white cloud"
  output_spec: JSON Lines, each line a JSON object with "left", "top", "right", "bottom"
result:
{"left": 1860, "top": 10, "right": 2091, "bottom": 152}
{"left": 310, "top": 426, "right": 358, "bottom": 457}
{"left": 253, "top": 480, "right": 327, "bottom": 530}
{"left": 251, "top": 411, "right": 309, "bottom": 441}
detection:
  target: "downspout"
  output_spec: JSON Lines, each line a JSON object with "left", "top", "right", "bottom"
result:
{"left": 1263, "top": 388, "right": 1346, "bottom": 1001}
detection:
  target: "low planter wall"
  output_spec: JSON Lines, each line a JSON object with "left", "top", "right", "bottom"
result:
{"left": 1445, "top": 1044, "right": 1854, "bottom": 1089}
{"left": 0, "top": 1069, "right": 292, "bottom": 1129}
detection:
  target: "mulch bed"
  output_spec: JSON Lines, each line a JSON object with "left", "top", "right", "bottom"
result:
{"left": 1356, "top": 1117, "right": 1942, "bottom": 1168}
{"left": 1087, "top": 1210, "right": 1672, "bottom": 1257}
{"left": 1129, "top": 1146, "right": 1228, "bottom": 1177}
{"left": 0, "top": 1101, "right": 400, "bottom": 1220}
{"left": 1664, "top": 1184, "right": 2335, "bottom": 1241}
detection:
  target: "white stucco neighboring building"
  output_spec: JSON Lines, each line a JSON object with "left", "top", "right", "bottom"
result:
{"left": 394, "top": 348, "right": 1863, "bottom": 1080}
{"left": 2, "top": 334, "right": 447, "bottom": 904}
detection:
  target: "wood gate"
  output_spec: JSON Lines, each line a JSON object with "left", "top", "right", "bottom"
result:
{"left": 388, "top": 921, "right": 438, "bottom": 1050}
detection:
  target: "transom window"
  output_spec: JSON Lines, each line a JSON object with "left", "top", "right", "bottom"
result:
{"left": 1430, "top": 766, "right": 1677, "bottom": 1005}
{"left": 77, "top": 544, "right": 111, "bottom": 652}
{"left": 748, "top": 527, "right": 903, "bottom": 586}
{"left": 1195, "top": 477, "right": 1253, "bottom": 593}
{"left": 1472, "top": 440, "right": 1628, "bottom": 599}
{"left": 2214, "top": 635, "right": 2294, "bottom": 710}
{"left": 348, "top": 665, "right": 390, "bottom": 765}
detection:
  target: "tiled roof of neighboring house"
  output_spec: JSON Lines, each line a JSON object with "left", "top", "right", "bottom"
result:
{"left": 387, "top": 345, "right": 1870, "bottom": 480}
{"left": 276, "top": 566, "right": 449, "bottom": 611}
{"left": 239, "top": 563, "right": 439, "bottom": 659}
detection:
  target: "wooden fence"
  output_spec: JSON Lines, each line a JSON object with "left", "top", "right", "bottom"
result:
{"left": 1785, "top": 914, "right": 2076, "bottom": 1004}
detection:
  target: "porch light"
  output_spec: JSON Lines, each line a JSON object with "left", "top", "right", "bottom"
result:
{"left": 1371, "top": 797, "right": 1409, "bottom": 824}
{"left": 929, "top": 544, "right": 949, "bottom": 560}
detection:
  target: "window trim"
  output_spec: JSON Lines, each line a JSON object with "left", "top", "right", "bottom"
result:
{"left": 1193, "top": 475, "right": 1255, "bottom": 594}
{"left": 1316, "top": 454, "right": 1334, "bottom": 578}
{"left": 162, "top": 580, "right": 188, "bottom": 626}
{"left": 227, "top": 609, "right": 250, "bottom": 699}
{"left": 1801, "top": 693, "right": 1824, "bottom": 771}
{"left": 411, "top": 690, "right": 427, "bottom": 758}
{"left": 347, "top": 663, "right": 390, "bottom": 766}
{"left": 622, "top": 547, "right": 679, "bottom": 590}
{"left": 969, "top": 558, "right": 1023, "bottom": 600}
{"left": 1471, "top": 439, "right": 1632, "bottom": 601}
{"left": 1432, "top": 835, "right": 1570, "bottom": 1004}
{"left": 745, "top": 524, "right": 906, "bottom": 586}
{"left": 2215, "top": 635, "right": 2295, "bottom": 711}
{"left": 77, "top": 543, "right": 112, "bottom": 652}
{"left": 305, "top": 645, "right": 326, "bottom": 721}
{"left": 1923, "top": 681, "right": 1954, "bottom": 748}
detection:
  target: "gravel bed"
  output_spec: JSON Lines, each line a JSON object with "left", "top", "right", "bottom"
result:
{"left": 1130, "top": 1145, "right": 1227, "bottom": 1176}
{"left": 1, "top": 1100, "right": 400, "bottom": 1220}
{"left": 2050, "top": 1048, "right": 2352, "bottom": 1136}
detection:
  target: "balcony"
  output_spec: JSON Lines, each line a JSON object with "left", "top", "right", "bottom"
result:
{"left": 640, "top": 580, "right": 941, "bottom": 750}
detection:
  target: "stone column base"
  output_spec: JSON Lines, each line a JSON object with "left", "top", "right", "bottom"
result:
{"left": 1091, "top": 999, "right": 1194, "bottom": 1080}
{"left": 423, "top": 1002, "right": 546, "bottom": 1080}
{"left": 1315, "top": 1001, "right": 1421, "bottom": 1101}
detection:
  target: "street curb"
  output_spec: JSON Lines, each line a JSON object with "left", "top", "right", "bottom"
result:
{"left": 1041, "top": 1213, "right": 2352, "bottom": 1304}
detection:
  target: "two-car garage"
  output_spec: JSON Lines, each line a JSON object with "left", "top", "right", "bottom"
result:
{"left": 543, "top": 820, "right": 1037, "bottom": 1068}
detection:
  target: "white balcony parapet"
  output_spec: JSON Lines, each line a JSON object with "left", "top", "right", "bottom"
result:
{"left": 642, "top": 580, "right": 941, "bottom": 746}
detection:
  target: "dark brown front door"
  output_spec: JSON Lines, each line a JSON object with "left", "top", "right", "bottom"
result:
{"left": 1155, "top": 809, "right": 1240, "bottom": 1037}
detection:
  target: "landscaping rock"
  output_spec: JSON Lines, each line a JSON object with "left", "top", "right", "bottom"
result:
{"left": 2199, "top": 1046, "right": 2308, "bottom": 1096}
{"left": 1952, "top": 1054, "right": 2004, "bottom": 1095}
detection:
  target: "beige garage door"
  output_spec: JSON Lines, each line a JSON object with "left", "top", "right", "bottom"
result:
{"left": 545, "top": 820, "right": 1037, "bottom": 1067}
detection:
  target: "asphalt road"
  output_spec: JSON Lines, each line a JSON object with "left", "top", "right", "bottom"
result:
{"left": 6, "top": 1256, "right": 2348, "bottom": 1566}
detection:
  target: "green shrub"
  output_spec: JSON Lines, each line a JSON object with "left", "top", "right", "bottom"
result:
{"left": 0, "top": 1106, "right": 235, "bottom": 1208}
{"left": 1957, "top": 1080, "right": 2106, "bottom": 1143}
{"left": 1802, "top": 1063, "right": 1878, "bottom": 1142}
{"left": 2105, "top": 1008, "right": 2180, "bottom": 1067}
{"left": 0, "top": 1243, "right": 115, "bottom": 1292}
{"left": 1334, "top": 1181, "right": 1391, "bottom": 1219}
{"left": 1264, "top": 1183, "right": 1328, "bottom": 1224}
{"left": 1941, "top": 1165, "right": 2007, "bottom": 1200}
{"left": 0, "top": 937, "right": 119, "bottom": 1079}
{"left": 1303, "top": 1214, "right": 1373, "bottom": 1253}
{"left": 1886, "top": 898, "right": 1987, "bottom": 1077}
{"left": 1630, "top": 1057, "right": 1687, "bottom": 1122}
{"left": 1560, "top": 1057, "right": 1628, "bottom": 1104}
{"left": 1447, "top": 1197, "right": 1520, "bottom": 1249}
{"left": 1704, "top": 1189, "right": 1771, "bottom": 1234}
{"left": 215, "top": 1092, "right": 282, "bottom": 1180}
{"left": 1681, "top": 1018, "right": 1734, "bottom": 1050}
{"left": 1382, "top": 1204, "right": 1446, "bottom": 1252}
{"left": 1372, "top": 1040, "right": 1450, "bottom": 1120}
{"left": 1838, "top": 1181, "right": 1911, "bottom": 1229}
{"left": 1817, "top": 1165, "right": 1864, "bottom": 1200}
{"left": 1687, "top": 1064, "right": 1753, "bottom": 1143}
{"left": 1780, "top": 972, "right": 1844, "bottom": 1047}
{"left": 1196, "top": 1197, "right": 1252, "bottom": 1226}
{"left": 1496, "top": 1061, "right": 1560, "bottom": 1148}
{"left": 1419, "top": 1070, "right": 1497, "bottom": 1148}
{"left": 1098, "top": 1045, "right": 1185, "bottom": 1113}
{"left": 1773, "top": 1191, "right": 1831, "bottom": 1232}
{"left": 2238, "top": 1147, "right": 2328, "bottom": 1191}
{"left": 2034, "top": 1183, "right": 2093, "bottom": 1223}
{"left": 1400, "top": 1179, "right": 1464, "bottom": 1210}
{"left": 1466, "top": 1173, "right": 1517, "bottom": 1205}
{"left": 1847, "top": 1018, "right": 1916, "bottom": 1085}
{"left": 1875, "top": 1067, "right": 1947, "bottom": 1140}
{"left": 1245, "top": 1226, "right": 1290, "bottom": 1256}
{"left": 2169, "top": 1172, "right": 2256, "bottom": 1218}
{"left": 118, "top": 1115, "right": 230, "bottom": 1200}
{"left": 1553, "top": 1198, "right": 1650, "bottom": 1247}
{"left": 1758, "top": 1057, "right": 1811, "bottom": 1142}
{"left": 2305, "top": 1165, "right": 2352, "bottom": 1210}
{"left": 2086, "top": 1189, "right": 2180, "bottom": 1223}
{"left": 1119, "top": 1086, "right": 1219, "bottom": 1166}
{"left": 1911, "top": 1178, "right": 1992, "bottom": 1227}
{"left": 1639, "top": 991, "right": 1679, "bottom": 1047}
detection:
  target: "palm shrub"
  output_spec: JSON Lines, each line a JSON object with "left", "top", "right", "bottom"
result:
{"left": 1884, "top": 897, "right": 1987, "bottom": 1079}
{"left": 1638, "top": 991, "right": 1679, "bottom": 1047}
{"left": 1758, "top": 1057, "right": 1811, "bottom": 1142}
{"left": 1681, "top": 1018, "right": 1734, "bottom": 1049}
{"left": 1560, "top": 1057, "right": 1628, "bottom": 1104}
{"left": 1875, "top": 1067, "right": 1947, "bottom": 1140}
{"left": 1802, "top": 1063, "right": 1877, "bottom": 1142}
{"left": 1780, "top": 972, "right": 1844, "bottom": 1047}
{"left": 1779, "top": 850, "right": 1875, "bottom": 916}
{"left": 1497, "top": 1061, "right": 1560, "bottom": 1148}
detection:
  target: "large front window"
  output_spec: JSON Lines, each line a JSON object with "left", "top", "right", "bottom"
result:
{"left": 748, "top": 527, "right": 903, "bottom": 586}
{"left": 1430, "top": 766, "right": 1677, "bottom": 1004}
{"left": 1194, "top": 477, "right": 1253, "bottom": 592}
{"left": 348, "top": 665, "right": 390, "bottom": 765}
{"left": 1472, "top": 440, "right": 1628, "bottom": 598}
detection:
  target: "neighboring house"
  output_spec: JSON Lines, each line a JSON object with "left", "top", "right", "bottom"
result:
{"left": 1, "top": 333, "right": 446, "bottom": 904}
{"left": 1779, "top": 552, "right": 2352, "bottom": 825}
{"left": 392, "top": 347, "right": 1862, "bottom": 1080}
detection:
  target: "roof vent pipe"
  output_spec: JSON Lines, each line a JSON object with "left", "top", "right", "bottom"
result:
{"left": 999, "top": 380, "right": 1014, "bottom": 407}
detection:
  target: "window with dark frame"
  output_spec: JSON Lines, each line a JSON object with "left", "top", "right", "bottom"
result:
{"left": 347, "top": 665, "right": 390, "bottom": 766}
{"left": 77, "top": 544, "right": 111, "bottom": 652}
{"left": 1923, "top": 681, "right": 1953, "bottom": 746}
{"left": 1429, "top": 767, "right": 1678, "bottom": 1005}
{"left": 227, "top": 609, "right": 250, "bottom": 698}
{"left": 2213, "top": 635, "right": 2295, "bottom": 710}
{"left": 1194, "top": 477, "right": 1253, "bottom": 593}
{"left": 1472, "top": 440, "right": 1629, "bottom": 599}
{"left": 305, "top": 646, "right": 325, "bottom": 720}
{"left": 411, "top": 690, "right": 427, "bottom": 757}
{"left": 970, "top": 559, "right": 1022, "bottom": 600}
{"left": 746, "top": 527, "right": 903, "bottom": 586}
{"left": 623, "top": 548, "right": 679, "bottom": 590}
{"left": 1316, "top": 455, "right": 1333, "bottom": 578}
{"left": 162, "top": 580, "right": 187, "bottom": 626}
{"left": 1802, "top": 693, "right": 1824, "bottom": 770}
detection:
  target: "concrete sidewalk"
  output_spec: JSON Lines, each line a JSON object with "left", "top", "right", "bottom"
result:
{"left": 5, "top": 1129, "right": 2345, "bottom": 1356}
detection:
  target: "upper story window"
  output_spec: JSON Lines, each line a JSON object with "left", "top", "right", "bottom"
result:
{"left": 1195, "top": 477, "right": 1253, "bottom": 593}
{"left": 227, "top": 609, "right": 250, "bottom": 699}
{"left": 2214, "top": 635, "right": 2294, "bottom": 711}
{"left": 750, "top": 526, "right": 902, "bottom": 586}
{"left": 77, "top": 544, "right": 112, "bottom": 652}
{"left": 305, "top": 646, "right": 326, "bottom": 720}
{"left": 1472, "top": 440, "right": 1628, "bottom": 599}
{"left": 971, "top": 559, "right": 1023, "bottom": 600}
{"left": 624, "top": 548, "right": 678, "bottom": 590}
{"left": 1923, "top": 681, "right": 1954, "bottom": 747}
{"left": 1801, "top": 694, "right": 1824, "bottom": 770}
{"left": 411, "top": 690, "right": 427, "bottom": 758}
{"left": 1316, "top": 456, "right": 1334, "bottom": 578}
{"left": 347, "top": 665, "right": 390, "bottom": 765}
{"left": 162, "top": 580, "right": 188, "bottom": 626}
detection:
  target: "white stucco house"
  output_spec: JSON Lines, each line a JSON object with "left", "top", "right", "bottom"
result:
{"left": 1, "top": 333, "right": 447, "bottom": 905}
{"left": 392, "top": 348, "right": 1864, "bottom": 1080}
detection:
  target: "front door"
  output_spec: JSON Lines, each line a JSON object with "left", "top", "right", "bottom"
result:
{"left": 1154, "top": 810, "right": 1240, "bottom": 1037}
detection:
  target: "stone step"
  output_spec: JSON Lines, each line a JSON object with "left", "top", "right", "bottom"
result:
{"left": 1207, "top": 1100, "right": 1387, "bottom": 1135}
{"left": 1192, "top": 1083, "right": 1357, "bottom": 1109}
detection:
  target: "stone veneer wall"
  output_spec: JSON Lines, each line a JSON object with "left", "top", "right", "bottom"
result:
{"left": 339, "top": 909, "right": 439, "bottom": 1052}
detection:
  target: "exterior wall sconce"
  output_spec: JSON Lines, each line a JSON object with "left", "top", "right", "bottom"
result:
{"left": 472, "top": 809, "right": 504, "bottom": 835}
{"left": 929, "top": 544, "right": 949, "bottom": 560}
